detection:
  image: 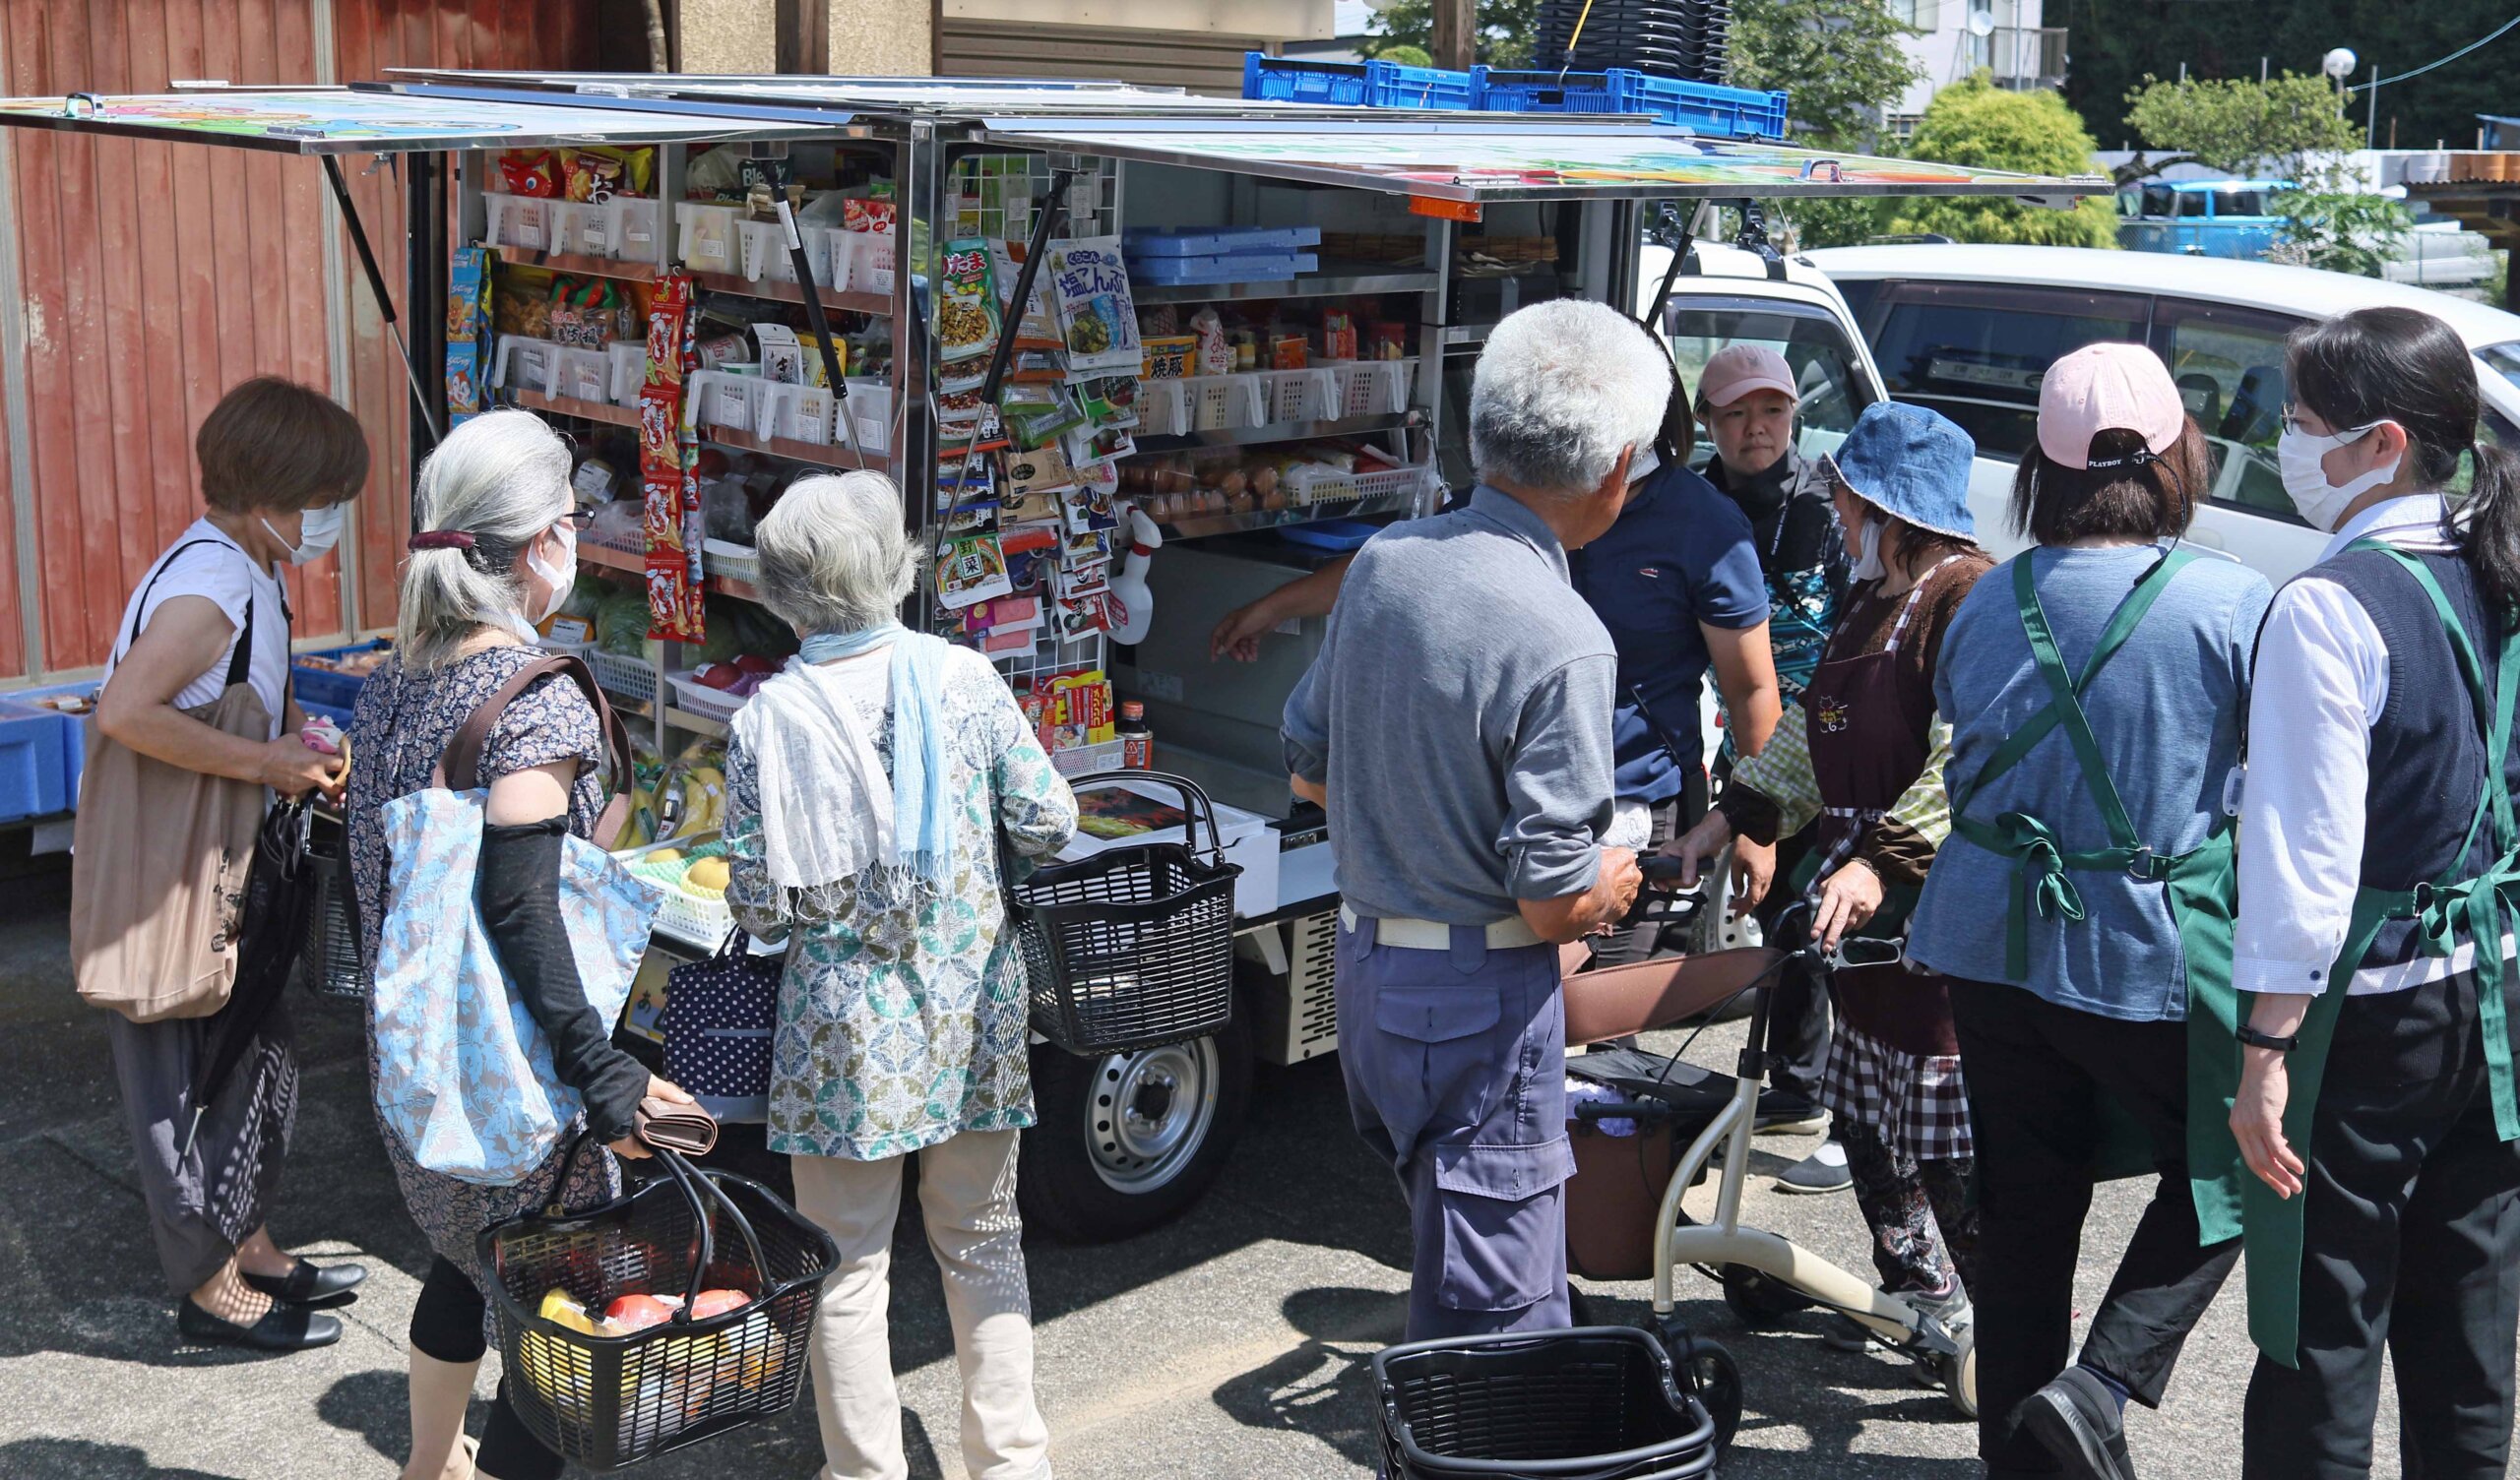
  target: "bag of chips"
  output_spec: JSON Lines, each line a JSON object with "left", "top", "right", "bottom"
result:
{"left": 498, "top": 150, "right": 562, "bottom": 199}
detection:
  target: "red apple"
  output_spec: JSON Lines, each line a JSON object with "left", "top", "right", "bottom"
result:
{"left": 692, "top": 664, "right": 744, "bottom": 692}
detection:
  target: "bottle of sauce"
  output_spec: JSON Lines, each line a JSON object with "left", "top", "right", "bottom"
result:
{"left": 1117, "top": 701, "right": 1153, "bottom": 771}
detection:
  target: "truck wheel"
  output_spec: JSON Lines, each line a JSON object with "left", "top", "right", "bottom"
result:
{"left": 1018, "top": 1016, "right": 1252, "bottom": 1243}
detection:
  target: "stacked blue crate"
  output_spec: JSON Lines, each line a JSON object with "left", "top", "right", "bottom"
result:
{"left": 1242, "top": 54, "right": 1790, "bottom": 141}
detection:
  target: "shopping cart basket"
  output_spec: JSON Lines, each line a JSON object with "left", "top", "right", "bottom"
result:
{"left": 1374, "top": 1326, "right": 1722, "bottom": 1479}
{"left": 478, "top": 1137, "right": 842, "bottom": 1470}
{"left": 1010, "top": 771, "right": 1241, "bottom": 1054}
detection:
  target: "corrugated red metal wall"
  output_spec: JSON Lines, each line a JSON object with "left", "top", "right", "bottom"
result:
{"left": 0, "top": 0, "right": 601, "bottom": 679}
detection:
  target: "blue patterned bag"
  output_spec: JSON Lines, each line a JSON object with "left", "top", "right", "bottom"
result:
{"left": 370, "top": 657, "right": 662, "bottom": 1186}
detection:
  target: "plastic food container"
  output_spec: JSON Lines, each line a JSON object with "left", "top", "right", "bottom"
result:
{"left": 676, "top": 202, "right": 744, "bottom": 274}
{"left": 483, "top": 191, "right": 551, "bottom": 252}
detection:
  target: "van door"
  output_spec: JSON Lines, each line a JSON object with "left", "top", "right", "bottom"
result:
{"left": 1856, "top": 278, "right": 2152, "bottom": 558}
{"left": 2146, "top": 297, "right": 2327, "bottom": 584}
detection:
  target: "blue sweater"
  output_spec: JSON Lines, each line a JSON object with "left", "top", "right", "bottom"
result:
{"left": 1909, "top": 543, "right": 2272, "bottom": 1021}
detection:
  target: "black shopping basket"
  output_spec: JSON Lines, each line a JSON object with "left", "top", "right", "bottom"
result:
{"left": 478, "top": 1137, "right": 843, "bottom": 1471}
{"left": 1010, "top": 771, "right": 1241, "bottom": 1055}
{"left": 1375, "top": 1326, "right": 1720, "bottom": 1480}
{"left": 299, "top": 804, "right": 368, "bottom": 999}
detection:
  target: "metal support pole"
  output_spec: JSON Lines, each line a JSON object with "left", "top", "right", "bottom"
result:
{"left": 325, "top": 155, "right": 440, "bottom": 450}
{"left": 404, "top": 153, "right": 450, "bottom": 496}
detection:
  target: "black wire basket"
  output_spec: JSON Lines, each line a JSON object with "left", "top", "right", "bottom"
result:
{"left": 478, "top": 1138, "right": 842, "bottom": 1471}
{"left": 1010, "top": 771, "right": 1242, "bottom": 1055}
{"left": 299, "top": 805, "right": 369, "bottom": 999}
{"left": 1374, "top": 1326, "right": 1721, "bottom": 1480}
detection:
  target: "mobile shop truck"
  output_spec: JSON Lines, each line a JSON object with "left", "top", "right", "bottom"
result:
{"left": 0, "top": 75, "right": 2102, "bottom": 1241}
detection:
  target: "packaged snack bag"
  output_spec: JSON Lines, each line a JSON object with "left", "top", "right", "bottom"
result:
{"left": 1140, "top": 336, "right": 1196, "bottom": 380}
{"left": 990, "top": 240, "right": 1063, "bottom": 350}
{"left": 499, "top": 150, "right": 562, "bottom": 199}
{"left": 1046, "top": 237, "right": 1141, "bottom": 374}
{"left": 844, "top": 187, "right": 897, "bottom": 235}
{"left": 1190, "top": 308, "right": 1233, "bottom": 375}
{"left": 1270, "top": 334, "right": 1309, "bottom": 370}
{"left": 936, "top": 238, "right": 1002, "bottom": 371}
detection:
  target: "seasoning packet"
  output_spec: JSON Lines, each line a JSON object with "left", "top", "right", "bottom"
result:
{"left": 1046, "top": 236, "right": 1141, "bottom": 374}
{"left": 990, "top": 240, "right": 1063, "bottom": 350}
{"left": 936, "top": 238, "right": 1001, "bottom": 367}
{"left": 1001, "top": 382, "right": 1086, "bottom": 452}
{"left": 755, "top": 323, "right": 805, "bottom": 385}
{"left": 1070, "top": 374, "right": 1141, "bottom": 431}
{"left": 1005, "top": 441, "right": 1081, "bottom": 510}
{"left": 934, "top": 533, "right": 1014, "bottom": 610}
{"left": 1063, "top": 528, "right": 1112, "bottom": 566}
{"left": 1062, "top": 485, "right": 1117, "bottom": 535}
{"left": 1063, "top": 423, "right": 1137, "bottom": 468}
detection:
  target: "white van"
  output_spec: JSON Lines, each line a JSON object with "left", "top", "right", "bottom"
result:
{"left": 1804, "top": 244, "right": 2520, "bottom": 584}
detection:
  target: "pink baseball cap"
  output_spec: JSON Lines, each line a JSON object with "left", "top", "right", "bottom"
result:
{"left": 1696, "top": 343, "right": 1799, "bottom": 410}
{"left": 2038, "top": 342, "right": 2185, "bottom": 469}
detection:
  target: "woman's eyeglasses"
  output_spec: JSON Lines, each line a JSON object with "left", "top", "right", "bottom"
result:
{"left": 558, "top": 507, "right": 598, "bottom": 530}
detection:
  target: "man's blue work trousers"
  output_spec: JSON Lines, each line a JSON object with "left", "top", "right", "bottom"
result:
{"left": 1338, "top": 914, "right": 1576, "bottom": 1341}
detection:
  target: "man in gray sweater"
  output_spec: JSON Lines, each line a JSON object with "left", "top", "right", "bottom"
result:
{"left": 1283, "top": 298, "right": 1659, "bottom": 1339}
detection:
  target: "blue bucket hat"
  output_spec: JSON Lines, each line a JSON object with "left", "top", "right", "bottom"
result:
{"left": 1825, "top": 401, "right": 1977, "bottom": 539}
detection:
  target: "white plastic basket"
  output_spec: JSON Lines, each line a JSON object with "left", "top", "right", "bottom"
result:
{"left": 612, "top": 198, "right": 662, "bottom": 261}
{"left": 1050, "top": 738, "right": 1130, "bottom": 778}
{"left": 737, "top": 217, "right": 786, "bottom": 282}
{"left": 1187, "top": 374, "right": 1264, "bottom": 433}
{"left": 483, "top": 191, "right": 550, "bottom": 252}
{"left": 1137, "top": 380, "right": 1188, "bottom": 438}
{"left": 676, "top": 202, "right": 743, "bottom": 274}
{"left": 701, "top": 538, "right": 762, "bottom": 586}
{"left": 550, "top": 200, "right": 615, "bottom": 257}
{"left": 848, "top": 228, "right": 896, "bottom": 296}
{"left": 1284, "top": 459, "right": 1439, "bottom": 507}
{"left": 589, "top": 649, "right": 658, "bottom": 705}
{"left": 492, "top": 337, "right": 558, "bottom": 395}
{"left": 1329, "top": 358, "right": 1417, "bottom": 419}
{"left": 687, "top": 370, "right": 764, "bottom": 434}
{"left": 550, "top": 346, "right": 613, "bottom": 405}
{"left": 840, "top": 382, "right": 893, "bottom": 455}
{"left": 1262, "top": 368, "right": 1337, "bottom": 425}
{"left": 665, "top": 671, "right": 751, "bottom": 722}
{"left": 607, "top": 340, "right": 650, "bottom": 406}
{"left": 617, "top": 835, "right": 735, "bottom": 950}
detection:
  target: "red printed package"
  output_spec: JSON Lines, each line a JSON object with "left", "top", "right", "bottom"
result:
{"left": 643, "top": 270, "right": 705, "bottom": 642}
{"left": 499, "top": 150, "right": 562, "bottom": 199}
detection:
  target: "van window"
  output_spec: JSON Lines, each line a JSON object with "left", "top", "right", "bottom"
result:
{"left": 1860, "top": 281, "right": 2151, "bottom": 460}
{"left": 2176, "top": 192, "right": 2212, "bottom": 218}
{"left": 2217, "top": 189, "right": 2270, "bottom": 217}
{"left": 2149, "top": 298, "right": 2301, "bottom": 523}
{"left": 2139, "top": 185, "right": 2175, "bottom": 218}
{"left": 1663, "top": 295, "right": 1876, "bottom": 463}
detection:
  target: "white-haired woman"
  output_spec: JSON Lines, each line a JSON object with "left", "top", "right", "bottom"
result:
{"left": 345, "top": 409, "right": 693, "bottom": 1480}
{"left": 721, "top": 470, "right": 1077, "bottom": 1480}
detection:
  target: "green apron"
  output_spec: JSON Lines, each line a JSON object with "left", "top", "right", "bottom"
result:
{"left": 1946, "top": 550, "right": 2234, "bottom": 1186}
{"left": 2189, "top": 541, "right": 2520, "bottom": 1367}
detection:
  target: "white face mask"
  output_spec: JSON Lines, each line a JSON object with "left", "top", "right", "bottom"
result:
{"left": 265, "top": 503, "right": 345, "bottom": 566}
{"left": 526, "top": 520, "right": 578, "bottom": 624}
{"left": 1852, "top": 516, "right": 1887, "bottom": 582}
{"left": 2277, "top": 421, "right": 2397, "bottom": 532}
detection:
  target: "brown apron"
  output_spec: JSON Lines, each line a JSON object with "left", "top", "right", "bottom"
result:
{"left": 1800, "top": 555, "right": 1966, "bottom": 1057}
{"left": 70, "top": 538, "right": 282, "bottom": 1022}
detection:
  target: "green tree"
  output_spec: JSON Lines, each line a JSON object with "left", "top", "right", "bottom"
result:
{"left": 2268, "top": 188, "right": 2411, "bottom": 277}
{"left": 1731, "top": 0, "right": 1925, "bottom": 249}
{"left": 2060, "top": 0, "right": 2520, "bottom": 158}
{"left": 1888, "top": 74, "right": 2119, "bottom": 247}
{"left": 2123, "top": 72, "right": 2360, "bottom": 175}
{"left": 1732, "top": 0, "right": 1925, "bottom": 145}
{"left": 1359, "top": 0, "right": 1545, "bottom": 68}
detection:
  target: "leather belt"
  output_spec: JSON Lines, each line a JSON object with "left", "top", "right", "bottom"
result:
{"left": 1340, "top": 903, "right": 1544, "bottom": 951}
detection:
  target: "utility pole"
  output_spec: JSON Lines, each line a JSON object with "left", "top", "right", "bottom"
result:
{"left": 2366, "top": 63, "right": 2379, "bottom": 148}
{"left": 1433, "top": 0, "right": 1476, "bottom": 72}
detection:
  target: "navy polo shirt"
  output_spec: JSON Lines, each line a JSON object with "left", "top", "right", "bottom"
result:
{"left": 1568, "top": 463, "right": 1770, "bottom": 803}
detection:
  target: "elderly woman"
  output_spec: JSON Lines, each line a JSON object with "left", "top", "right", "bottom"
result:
{"left": 346, "top": 409, "right": 692, "bottom": 1480}
{"left": 722, "top": 471, "right": 1078, "bottom": 1480}
{"left": 1670, "top": 401, "right": 1991, "bottom": 1339}
{"left": 82, "top": 376, "right": 371, "bottom": 1353}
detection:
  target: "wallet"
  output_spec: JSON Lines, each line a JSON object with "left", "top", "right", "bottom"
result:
{"left": 635, "top": 1097, "right": 720, "bottom": 1156}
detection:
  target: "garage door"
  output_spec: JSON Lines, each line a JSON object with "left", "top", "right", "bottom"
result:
{"left": 936, "top": 20, "right": 1268, "bottom": 96}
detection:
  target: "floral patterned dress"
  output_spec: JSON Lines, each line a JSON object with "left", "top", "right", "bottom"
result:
{"left": 345, "top": 644, "right": 623, "bottom": 1277}
{"left": 724, "top": 646, "right": 1077, "bottom": 1162}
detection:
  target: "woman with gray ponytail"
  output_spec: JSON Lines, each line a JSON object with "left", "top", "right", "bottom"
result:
{"left": 345, "top": 410, "right": 693, "bottom": 1480}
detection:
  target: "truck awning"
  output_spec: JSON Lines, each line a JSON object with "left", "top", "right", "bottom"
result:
{"left": 977, "top": 119, "right": 2106, "bottom": 205}
{"left": 0, "top": 86, "right": 837, "bottom": 154}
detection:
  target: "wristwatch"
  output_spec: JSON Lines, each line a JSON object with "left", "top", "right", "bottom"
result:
{"left": 2236, "top": 1023, "right": 2300, "bottom": 1053}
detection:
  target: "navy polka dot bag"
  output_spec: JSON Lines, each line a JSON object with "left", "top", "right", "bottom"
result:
{"left": 661, "top": 930, "right": 780, "bottom": 1124}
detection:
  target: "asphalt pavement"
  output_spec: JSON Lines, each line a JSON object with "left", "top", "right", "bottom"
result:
{"left": 0, "top": 850, "right": 2446, "bottom": 1478}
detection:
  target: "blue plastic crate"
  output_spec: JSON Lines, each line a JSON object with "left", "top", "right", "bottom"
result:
{"left": 299, "top": 697, "right": 354, "bottom": 731}
{"left": 0, "top": 699, "right": 70, "bottom": 824}
{"left": 1610, "top": 72, "right": 1792, "bottom": 140}
{"left": 1129, "top": 251, "right": 1320, "bottom": 285}
{"left": 1244, "top": 54, "right": 1372, "bottom": 106}
{"left": 1242, "top": 53, "right": 1478, "bottom": 111}
{"left": 1124, "top": 225, "right": 1322, "bottom": 257}
{"left": 1474, "top": 67, "right": 1624, "bottom": 115}
{"left": 14, "top": 680, "right": 98, "bottom": 809}
{"left": 292, "top": 638, "right": 390, "bottom": 714}
{"left": 1367, "top": 59, "right": 1478, "bottom": 110}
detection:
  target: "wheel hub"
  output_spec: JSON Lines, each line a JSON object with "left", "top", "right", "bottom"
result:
{"left": 1087, "top": 1039, "right": 1220, "bottom": 1194}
